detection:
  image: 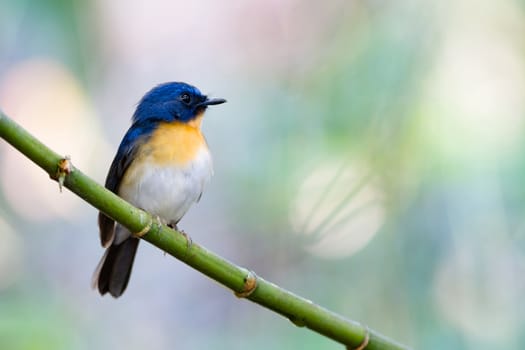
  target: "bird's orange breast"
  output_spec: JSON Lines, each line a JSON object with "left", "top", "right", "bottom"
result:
{"left": 143, "top": 115, "right": 207, "bottom": 166}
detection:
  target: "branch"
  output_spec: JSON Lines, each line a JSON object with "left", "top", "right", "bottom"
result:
{"left": 0, "top": 110, "right": 410, "bottom": 350}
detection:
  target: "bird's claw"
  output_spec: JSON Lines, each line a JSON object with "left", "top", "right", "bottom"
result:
{"left": 179, "top": 229, "right": 193, "bottom": 250}
{"left": 167, "top": 222, "right": 192, "bottom": 250}
{"left": 155, "top": 215, "right": 163, "bottom": 228}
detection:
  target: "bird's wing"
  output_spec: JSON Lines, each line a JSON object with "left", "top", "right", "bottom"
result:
{"left": 98, "top": 125, "right": 149, "bottom": 247}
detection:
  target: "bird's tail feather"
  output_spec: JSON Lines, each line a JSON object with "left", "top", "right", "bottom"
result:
{"left": 92, "top": 237, "right": 140, "bottom": 298}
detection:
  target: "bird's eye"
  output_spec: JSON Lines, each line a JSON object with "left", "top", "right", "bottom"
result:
{"left": 180, "top": 93, "right": 191, "bottom": 105}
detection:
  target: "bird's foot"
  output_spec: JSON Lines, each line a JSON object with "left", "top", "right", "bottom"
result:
{"left": 179, "top": 228, "right": 193, "bottom": 250}
{"left": 155, "top": 215, "right": 163, "bottom": 228}
{"left": 168, "top": 222, "right": 193, "bottom": 250}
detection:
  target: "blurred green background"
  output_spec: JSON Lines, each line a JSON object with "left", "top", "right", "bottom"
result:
{"left": 1, "top": 1, "right": 525, "bottom": 349}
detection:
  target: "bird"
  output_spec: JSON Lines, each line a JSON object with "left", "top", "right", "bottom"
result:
{"left": 93, "top": 82, "right": 226, "bottom": 298}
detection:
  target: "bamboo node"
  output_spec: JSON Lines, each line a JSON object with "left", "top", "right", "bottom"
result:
{"left": 235, "top": 270, "right": 258, "bottom": 298}
{"left": 348, "top": 326, "right": 370, "bottom": 350}
{"left": 52, "top": 156, "right": 72, "bottom": 192}
{"left": 134, "top": 216, "right": 153, "bottom": 238}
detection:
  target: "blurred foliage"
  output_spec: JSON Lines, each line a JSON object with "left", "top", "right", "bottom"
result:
{"left": 0, "top": 297, "right": 77, "bottom": 350}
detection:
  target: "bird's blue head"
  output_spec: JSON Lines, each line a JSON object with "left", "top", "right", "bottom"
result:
{"left": 132, "top": 82, "right": 226, "bottom": 125}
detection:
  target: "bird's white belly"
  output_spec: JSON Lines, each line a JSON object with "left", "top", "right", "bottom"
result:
{"left": 119, "top": 147, "right": 213, "bottom": 224}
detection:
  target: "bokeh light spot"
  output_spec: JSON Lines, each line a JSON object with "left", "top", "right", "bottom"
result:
{"left": 0, "top": 58, "right": 110, "bottom": 221}
{"left": 290, "top": 160, "right": 385, "bottom": 259}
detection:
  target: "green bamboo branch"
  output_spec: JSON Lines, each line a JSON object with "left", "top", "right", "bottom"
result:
{"left": 0, "top": 110, "right": 410, "bottom": 350}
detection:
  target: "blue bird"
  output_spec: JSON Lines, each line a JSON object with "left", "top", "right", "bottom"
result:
{"left": 93, "top": 82, "right": 226, "bottom": 297}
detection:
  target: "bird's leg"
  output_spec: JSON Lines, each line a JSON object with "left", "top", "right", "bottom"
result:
{"left": 155, "top": 215, "right": 163, "bottom": 227}
{"left": 168, "top": 220, "right": 193, "bottom": 250}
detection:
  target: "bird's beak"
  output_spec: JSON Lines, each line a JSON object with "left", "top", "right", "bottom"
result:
{"left": 197, "top": 97, "right": 227, "bottom": 108}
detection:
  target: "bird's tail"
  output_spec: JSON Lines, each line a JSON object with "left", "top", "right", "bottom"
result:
{"left": 92, "top": 237, "right": 140, "bottom": 298}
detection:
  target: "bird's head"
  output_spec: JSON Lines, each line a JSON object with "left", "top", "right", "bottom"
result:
{"left": 132, "top": 82, "right": 226, "bottom": 126}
